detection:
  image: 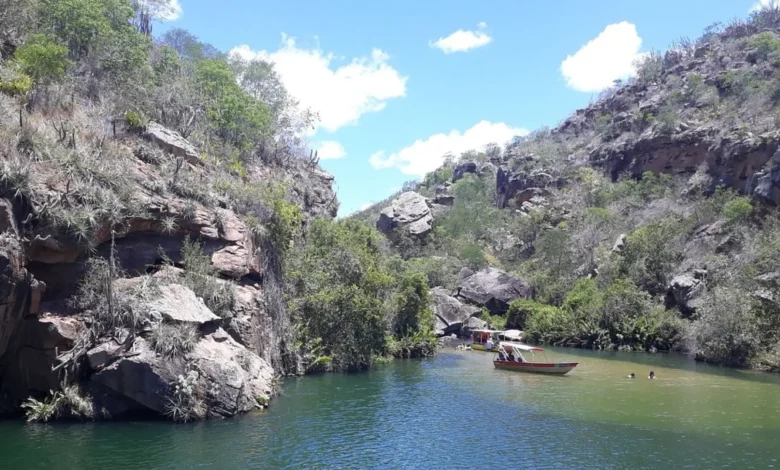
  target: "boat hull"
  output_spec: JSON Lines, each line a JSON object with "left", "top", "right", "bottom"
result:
{"left": 493, "top": 360, "right": 578, "bottom": 375}
{"left": 470, "top": 343, "right": 495, "bottom": 352}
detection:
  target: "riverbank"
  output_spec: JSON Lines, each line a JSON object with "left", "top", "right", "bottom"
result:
{"left": 3, "top": 347, "right": 780, "bottom": 469}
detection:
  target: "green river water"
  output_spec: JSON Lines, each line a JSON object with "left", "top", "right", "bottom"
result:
{"left": 1, "top": 347, "right": 780, "bottom": 469}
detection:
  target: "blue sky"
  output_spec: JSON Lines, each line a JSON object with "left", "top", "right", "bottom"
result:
{"left": 158, "top": 0, "right": 764, "bottom": 216}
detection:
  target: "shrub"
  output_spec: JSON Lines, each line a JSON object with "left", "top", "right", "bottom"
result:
{"left": 180, "top": 238, "right": 236, "bottom": 318}
{"left": 507, "top": 299, "right": 559, "bottom": 330}
{"left": 459, "top": 242, "right": 489, "bottom": 270}
{"left": 618, "top": 218, "right": 684, "bottom": 294}
{"left": 149, "top": 322, "right": 199, "bottom": 358}
{"left": 394, "top": 273, "right": 434, "bottom": 337}
{"left": 125, "top": 110, "right": 148, "bottom": 130}
{"left": 164, "top": 370, "right": 205, "bottom": 423}
{"left": 22, "top": 383, "right": 95, "bottom": 422}
{"left": 69, "top": 258, "right": 147, "bottom": 333}
{"left": 722, "top": 197, "right": 753, "bottom": 225}
{"left": 746, "top": 31, "right": 780, "bottom": 62}
{"left": 634, "top": 51, "right": 664, "bottom": 84}
{"left": 287, "top": 218, "right": 393, "bottom": 370}
{"left": 12, "top": 34, "right": 71, "bottom": 85}
{"left": 523, "top": 303, "right": 574, "bottom": 345}
{"left": 686, "top": 286, "right": 761, "bottom": 367}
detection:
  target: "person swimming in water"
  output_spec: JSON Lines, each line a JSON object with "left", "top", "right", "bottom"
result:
{"left": 648, "top": 371, "right": 656, "bottom": 380}
{"left": 627, "top": 373, "right": 635, "bottom": 379}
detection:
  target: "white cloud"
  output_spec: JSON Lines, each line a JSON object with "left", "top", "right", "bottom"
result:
{"left": 430, "top": 23, "right": 492, "bottom": 54}
{"left": 230, "top": 36, "right": 407, "bottom": 133}
{"left": 317, "top": 141, "right": 346, "bottom": 160}
{"left": 369, "top": 121, "right": 528, "bottom": 176}
{"left": 560, "top": 22, "right": 645, "bottom": 92}
{"left": 752, "top": 0, "right": 780, "bottom": 11}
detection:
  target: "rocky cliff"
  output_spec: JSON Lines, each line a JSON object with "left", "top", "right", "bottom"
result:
{"left": 0, "top": 119, "right": 336, "bottom": 419}
{"left": 359, "top": 8, "right": 780, "bottom": 370}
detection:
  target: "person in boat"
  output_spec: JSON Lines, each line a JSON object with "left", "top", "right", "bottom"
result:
{"left": 507, "top": 351, "right": 515, "bottom": 362}
{"left": 486, "top": 336, "right": 494, "bottom": 351}
{"left": 497, "top": 350, "right": 506, "bottom": 361}
{"left": 648, "top": 371, "right": 656, "bottom": 380}
{"left": 628, "top": 373, "right": 635, "bottom": 379}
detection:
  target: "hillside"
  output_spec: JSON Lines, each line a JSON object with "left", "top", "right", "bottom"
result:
{"left": 356, "top": 6, "right": 780, "bottom": 371}
{"left": 0, "top": 0, "right": 434, "bottom": 422}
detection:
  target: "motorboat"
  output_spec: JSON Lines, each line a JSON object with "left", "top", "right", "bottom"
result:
{"left": 469, "top": 329, "right": 501, "bottom": 351}
{"left": 492, "top": 342, "right": 578, "bottom": 375}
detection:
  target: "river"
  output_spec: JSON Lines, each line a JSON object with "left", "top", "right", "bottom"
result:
{"left": 2, "top": 347, "right": 780, "bottom": 469}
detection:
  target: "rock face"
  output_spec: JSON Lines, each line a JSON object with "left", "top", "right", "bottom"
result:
{"left": 376, "top": 192, "right": 434, "bottom": 237}
{"left": 496, "top": 167, "right": 556, "bottom": 209}
{"left": 430, "top": 287, "right": 482, "bottom": 336}
{"left": 666, "top": 270, "right": 707, "bottom": 315}
{"left": 144, "top": 122, "right": 201, "bottom": 166}
{"left": 612, "top": 234, "right": 627, "bottom": 253}
{"left": 455, "top": 268, "right": 532, "bottom": 315}
{"left": 452, "top": 161, "right": 478, "bottom": 182}
{"left": 148, "top": 284, "right": 221, "bottom": 324}
{"left": 89, "top": 328, "right": 273, "bottom": 419}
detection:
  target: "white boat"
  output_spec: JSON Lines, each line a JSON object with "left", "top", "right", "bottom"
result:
{"left": 492, "top": 342, "right": 578, "bottom": 375}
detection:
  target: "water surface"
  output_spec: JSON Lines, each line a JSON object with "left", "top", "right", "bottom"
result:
{"left": 2, "top": 347, "right": 779, "bottom": 469}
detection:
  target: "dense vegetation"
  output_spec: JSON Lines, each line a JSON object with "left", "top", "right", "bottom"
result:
{"left": 0, "top": 0, "right": 438, "bottom": 421}
{"left": 355, "top": 6, "right": 780, "bottom": 371}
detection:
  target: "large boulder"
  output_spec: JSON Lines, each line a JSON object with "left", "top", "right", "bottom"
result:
{"left": 665, "top": 270, "right": 707, "bottom": 315}
{"left": 144, "top": 121, "right": 201, "bottom": 166}
{"left": 455, "top": 267, "right": 531, "bottom": 315}
{"left": 376, "top": 191, "right": 434, "bottom": 237}
{"left": 190, "top": 328, "right": 274, "bottom": 417}
{"left": 91, "top": 329, "right": 274, "bottom": 418}
{"left": 496, "top": 167, "right": 556, "bottom": 209}
{"left": 90, "top": 337, "right": 174, "bottom": 414}
{"left": 147, "top": 284, "right": 220, "bottom": 324}
{"left": 430, "top": 287, "right": 482, "bottom": 336}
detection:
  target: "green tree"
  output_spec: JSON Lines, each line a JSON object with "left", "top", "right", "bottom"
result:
{"left": 195, "top": 59, "right": 271, "bottom": 151}
{"left": 394, "top": 273, "right": 433, "bottom": 336}
{"left": 12, "top": 35, "right": 71, "bottom": 85}
{"left": 288, "top": 219, "right": 393, "bottom": 370}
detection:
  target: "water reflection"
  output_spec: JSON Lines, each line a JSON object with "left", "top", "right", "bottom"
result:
{"left": 1, "top": 348, "right": 779, "bottom": 469}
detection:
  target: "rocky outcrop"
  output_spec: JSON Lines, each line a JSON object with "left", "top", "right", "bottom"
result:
{"left": 666, "top": 270, "right": 707, "bottom": 315}
{"left": 455, "top": 267, "right": 531, "bottom": 315}
{"left": 144, "top": 121, "right": 201, "bottom": 166}
{"left": 376, "top": 192, "right": 434, "bottom": 237}
{"left": 612, "top": 234, "right": 627, "bottom": 253}
{"left": 453, "top": 161, "right": 478, "bottom": 182}
{"left": 190, "top": 328, "right": 274, "bottom": 417}
{"left": 430, "top": 287, "right": 482, "bottom": 336}
{"left": 147, "top": 284, "right": 220, "bottom": 324}
{"left": 496, "top": 166, "right": 557, "bottom": 209}
{"left": 89, "top": 327, "right": 273, "bottom": 419}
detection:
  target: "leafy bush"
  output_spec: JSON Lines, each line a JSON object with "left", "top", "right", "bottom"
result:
{"left": 687, "top": 286, "right": 761, "bottom": 367}
{"left": 12, "top": 34, "right": 71, "bottom": 85}
{"left": 394, "top": 273, "right": 434, "bottom": 336}
{"left": 746, "top": 31, "right": 780, "bottom": 62}
{"left": 507, "top": 299, "right": 560, "bottom": 330}
{"left": 287, "top": 219, "right": 393, "bottom": 370}
{"left": 195, "top": 59, "right": 271, "bottom": 151}
{"left": 618, "top": 218, "right": 684, "bottom": 294}
{"left": 722, "top": 197, "right": 753, "bottom": 225}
